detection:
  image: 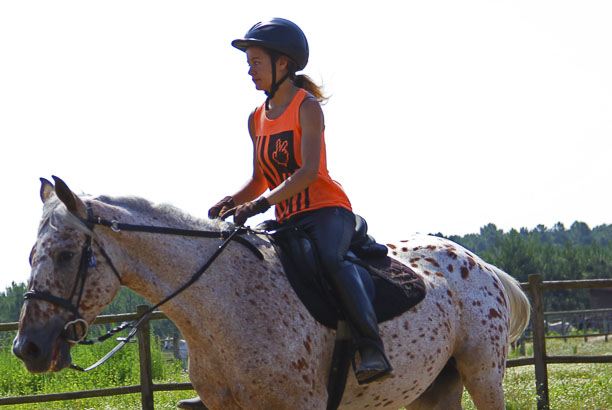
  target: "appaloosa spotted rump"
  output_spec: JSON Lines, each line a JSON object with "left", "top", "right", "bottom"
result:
{"left": 13, "top": 177, "right": 530, "bottom": 409}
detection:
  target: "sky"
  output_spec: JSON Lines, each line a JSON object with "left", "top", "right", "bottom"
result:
{"left": 1, "top": 0, "right": 611, "bottom": 291}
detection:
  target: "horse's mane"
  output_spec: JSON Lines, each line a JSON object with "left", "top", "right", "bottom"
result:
{"left": 92, "top": 194, "right": 271, "bottom": 248}
{"left": 95, "top": 195, "right": 232, "bottom": 232}
{"left": 43, "top": 194, "right": 232, "bottom": 237}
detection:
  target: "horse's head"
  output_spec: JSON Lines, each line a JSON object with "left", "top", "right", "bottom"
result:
{"left": 13, "top": 177, "right": 121, "bottom": 373}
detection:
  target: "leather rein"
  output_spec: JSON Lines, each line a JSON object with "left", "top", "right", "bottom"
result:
{"left": 24, "top": 202, "right": 262, "bottom": 372}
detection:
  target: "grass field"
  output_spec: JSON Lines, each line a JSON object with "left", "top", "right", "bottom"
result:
{"left": 462, "top": 337, "right": 612, "bottom": 410}
{"left": 0, "top": 334, "right": 610, "bottom": 409}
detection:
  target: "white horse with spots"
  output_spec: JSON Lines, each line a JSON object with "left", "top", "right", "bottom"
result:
{"left": 14, "top": 178, "right": 530, "bottom": 409}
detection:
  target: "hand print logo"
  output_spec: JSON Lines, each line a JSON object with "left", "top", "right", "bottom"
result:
{"left": 272, "top": 139, "right": 290, "bottom": 167}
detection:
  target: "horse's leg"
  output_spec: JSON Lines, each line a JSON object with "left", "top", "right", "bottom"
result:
{"left": 405, "top": 358, "right": 463, "bottom": 410}
{"left": 454, "top": 353, "right": 506, "bottom": 410}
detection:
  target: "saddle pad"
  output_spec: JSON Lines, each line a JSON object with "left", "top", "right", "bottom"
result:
{"left": 352, "top": 254, "right": 427, "bottom": 323}
{"left": 270, "top": 229, "right": 426, "bottom": 329}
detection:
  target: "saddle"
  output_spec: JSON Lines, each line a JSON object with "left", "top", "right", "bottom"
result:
{"left": 258, "top": 215, "right": 426, "bottom": 410}
{"left": 259, "top": 215, "right": 426, "bottom": 329}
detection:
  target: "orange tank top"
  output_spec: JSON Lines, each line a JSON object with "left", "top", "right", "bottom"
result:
{"left": 254, "top": 88, "right": 352, "bottom": 221}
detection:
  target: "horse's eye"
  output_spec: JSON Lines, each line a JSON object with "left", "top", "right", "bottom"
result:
{"left": 57, "top": 251, "right": 75, "bottom": 264}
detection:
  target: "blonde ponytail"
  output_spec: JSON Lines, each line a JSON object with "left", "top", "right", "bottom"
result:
{"left": 286, "top": 60, "right": 328, "bottom": 103}
{"left": 293, "top": 74, "right": 328, "bottom": 103}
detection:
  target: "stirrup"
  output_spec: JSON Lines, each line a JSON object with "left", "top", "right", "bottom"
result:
{"left": 356, "top": 365, "right": 393, "bottom": 384}
{"left": 353, "top": 343, "right": 393, "bottom": 384}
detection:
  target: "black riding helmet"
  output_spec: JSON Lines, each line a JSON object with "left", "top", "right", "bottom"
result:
{"left": 232, "top": 18, "right": 309, "bottom": 70}
{"left": 232, "top": 18, "right": 309, "bottom": 108}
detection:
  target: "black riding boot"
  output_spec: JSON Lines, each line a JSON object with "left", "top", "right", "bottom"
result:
{"left": 328, "top": 264, "right": 393, "bottom": 384}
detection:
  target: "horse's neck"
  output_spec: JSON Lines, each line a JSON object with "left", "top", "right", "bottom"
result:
{"left": 97, "top": 203, "right": 277, "bottom": 343}
{"left": 95, "top": 203, "right": 230, "bottom": 329}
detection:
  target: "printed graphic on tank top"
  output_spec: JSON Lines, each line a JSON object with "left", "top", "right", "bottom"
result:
{"left": 255, "top": 130, "right": 312, "bottom": 219}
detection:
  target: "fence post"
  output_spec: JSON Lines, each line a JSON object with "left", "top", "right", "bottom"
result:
{"left": 137, "top": 305, "right": 154, "bottom": 410}
{"left": 528, "top": 274, "right": 549, "bottom": 410}
{"left": 172, "top": 332, "right": 179, "bottom": 359}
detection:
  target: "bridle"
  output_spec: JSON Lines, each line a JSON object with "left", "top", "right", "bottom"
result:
{"left": 23, "top": 201, "right": 262, "bottom": 371}
{"left": 24, "top": 206, "right": 121, "bottom": 345}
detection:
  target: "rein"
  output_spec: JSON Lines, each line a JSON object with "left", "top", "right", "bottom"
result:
{"left": 93, "top": 217, "right": 262, "bottom": 257}
{"left": 25, "top": 203, "right": 263, "bottom": 372}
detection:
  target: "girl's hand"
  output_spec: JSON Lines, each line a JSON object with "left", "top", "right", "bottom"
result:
{"left": 220, "top": 197, "right": 271, "bottom": 225}
{"left": 208, "top": 196, "right": 235, "bottom": 219}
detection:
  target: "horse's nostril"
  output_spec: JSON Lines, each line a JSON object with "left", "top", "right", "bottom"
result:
{"left": 24, "top": 341, "right": 41, "bottom": 359}
{"left": 14, "top": 339, "right": 41, "bottom": 361}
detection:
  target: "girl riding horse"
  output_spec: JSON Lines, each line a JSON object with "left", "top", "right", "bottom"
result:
{"left": 208, "top": 18, "right": 392, "bottom": 385}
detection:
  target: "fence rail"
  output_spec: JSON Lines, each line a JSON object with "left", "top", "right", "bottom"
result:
{"left": 509, "top": 275, "right": 612, "bottom": 410}
{"left": 0, "top": 305, "right": 194, "bottom": 409}
{"left": 1, "top": 275, "right": 611, "bottom": 409}
{"left": 514, "top": 307, "right": 612, "bottom": 343}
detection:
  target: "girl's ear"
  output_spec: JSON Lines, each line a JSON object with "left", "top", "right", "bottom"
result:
{"left": 276, "top": 55, "right": 289, "bottom": 72}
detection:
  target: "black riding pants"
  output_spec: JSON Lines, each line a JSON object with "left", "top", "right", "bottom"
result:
{"left": 287, "top": 207, "right": 375, "bottom": 300}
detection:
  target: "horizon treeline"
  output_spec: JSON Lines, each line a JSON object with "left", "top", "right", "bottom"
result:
{"left": 1, "top": 221, "right": 610, "bottom": 326}
{"left": 439, "top": 221, "right": 612, "bottom": 311}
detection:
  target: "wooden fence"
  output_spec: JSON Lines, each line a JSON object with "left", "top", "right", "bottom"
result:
{"left": 506, "top": 274, "right": 612, "bottom": 410}
{"left": 0, "top": 274, "right": 611, "bottom": 409}
{"left": 517, "top": 307, "right": 612, "bottom": 346}
{"left": 0, "top": 305, "right": 194, "bottom": 409}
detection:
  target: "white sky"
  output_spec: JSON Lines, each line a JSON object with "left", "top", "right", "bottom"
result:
{"left": 1, "top": 1, "right": 611, "bottom": 291}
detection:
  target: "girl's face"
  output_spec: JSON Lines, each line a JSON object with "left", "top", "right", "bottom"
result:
{"left": 246, "top": 46, "right": 286, "bottom": 92}
{"left": 246, "top": 46, "right": 272, "bottom": 91}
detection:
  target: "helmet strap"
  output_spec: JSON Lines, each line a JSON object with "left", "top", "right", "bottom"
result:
{"left": 265, "top": 54, "right": 290, "bottom": 110}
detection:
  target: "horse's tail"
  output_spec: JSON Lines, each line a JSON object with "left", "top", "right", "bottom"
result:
{"left": 490, "top": 266, "right": 531, "bottom": 343}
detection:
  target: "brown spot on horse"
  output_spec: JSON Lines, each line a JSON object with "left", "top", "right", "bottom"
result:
{"left": 425, "top": 258, "right": 441, "bottom": 268}
{"left": 488, "top": 308, "right": 501, "bottom": 319}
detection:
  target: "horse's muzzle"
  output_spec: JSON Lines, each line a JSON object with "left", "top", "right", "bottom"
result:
{"left": 13, "top": 327, "right": 72, "bottom": 373}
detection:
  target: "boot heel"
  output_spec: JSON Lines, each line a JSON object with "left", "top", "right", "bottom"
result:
{"left": 356, "top": 367, "right": 393, "bottom": 385}
{"left": 355, "top": 345, "right": 393, "bottom": 384}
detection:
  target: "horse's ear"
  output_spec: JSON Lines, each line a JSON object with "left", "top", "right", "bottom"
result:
{"left": 40, "top": 178, "right": 55, "bottom": 203}
{"left": 52, "top": 176, "right": 87, "bottom": 215}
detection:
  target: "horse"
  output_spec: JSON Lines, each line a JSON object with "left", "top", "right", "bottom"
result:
{"left": 13, "top": 177, "right": 530, "bottom": 409}
{"left": 545, "top": 320, "right": 575, "bottom": 335}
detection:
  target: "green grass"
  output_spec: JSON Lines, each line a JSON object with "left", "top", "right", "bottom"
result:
{"left": 0, "top": 332, "right": 195, "bottom": 409}
{"left": 1, "top": 334, "right": 610, "bottom": 409}
{"left": 462, "top": 337, "right": 612, "bottom": 410}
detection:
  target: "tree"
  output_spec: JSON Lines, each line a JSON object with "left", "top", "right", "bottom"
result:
{"left": 568, "top": 221, "right": 593, "bottom": 246}
{"left": 0, "top": 282, "right": 27, "bottom": 323}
